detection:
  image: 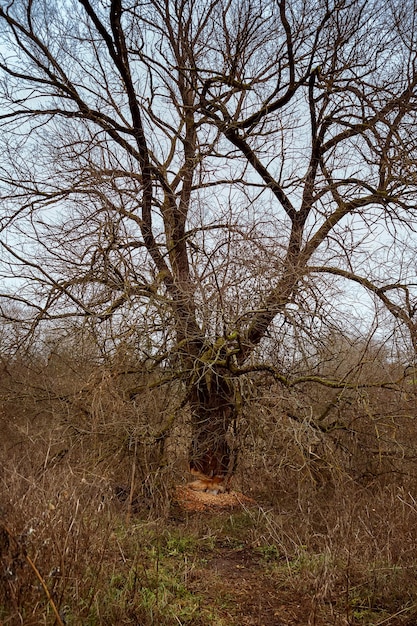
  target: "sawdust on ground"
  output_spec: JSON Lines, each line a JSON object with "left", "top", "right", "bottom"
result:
{"left": 174, "top": 484, "right": 257, "bottom": 512}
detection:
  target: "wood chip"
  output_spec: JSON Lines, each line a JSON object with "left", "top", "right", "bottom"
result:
{"left": 174, "top": 484, "right": 256, "bottom": 512}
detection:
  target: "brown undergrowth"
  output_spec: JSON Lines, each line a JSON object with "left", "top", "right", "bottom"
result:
{"left": 2, "top": 447, "right": 417, "bottom": 625}
{"left": 1, "top": 353, "right": 417, "bottom": 624}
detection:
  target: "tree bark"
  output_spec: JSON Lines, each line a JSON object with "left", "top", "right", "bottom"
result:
{"left": 185, "top": 341, "right": 237, "bottom": 478}
{"left": 188, "top": 380, "right": 235, "bottom": 477}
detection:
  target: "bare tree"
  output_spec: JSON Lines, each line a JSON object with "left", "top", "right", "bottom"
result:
{"left": 0, "top": 0, "right": 416, "bottom": 479}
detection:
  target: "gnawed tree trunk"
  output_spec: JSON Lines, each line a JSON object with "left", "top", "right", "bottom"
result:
{"left": 185, "top": 338, "right": 240, "bottom": 479}
{"left": 188, "top": 372, "right": 236, "bottom": 478}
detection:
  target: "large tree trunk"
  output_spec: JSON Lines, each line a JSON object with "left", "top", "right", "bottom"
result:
{"left": 188, "top": 365, "right": 237, "bottom": 478}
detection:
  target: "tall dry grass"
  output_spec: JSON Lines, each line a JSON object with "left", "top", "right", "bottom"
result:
{"left": 1, "top": 346, "right": 417, "bottom": 624}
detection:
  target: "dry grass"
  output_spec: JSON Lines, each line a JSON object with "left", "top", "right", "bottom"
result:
{"left": 1, "top": 352, "right": 417, "bottom": 624}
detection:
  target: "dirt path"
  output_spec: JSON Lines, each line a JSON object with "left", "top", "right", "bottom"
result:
{"left": 188, "top": 541, "right": 314, "bottom": 626}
